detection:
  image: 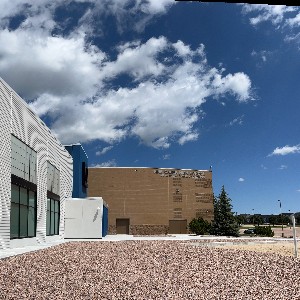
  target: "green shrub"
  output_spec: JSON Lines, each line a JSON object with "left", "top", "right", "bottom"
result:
{"left": 189, "top": 217, "right": 211, "bottom": 235}
{"left": 254, "top": 226, "right": 274, "bottom": 237}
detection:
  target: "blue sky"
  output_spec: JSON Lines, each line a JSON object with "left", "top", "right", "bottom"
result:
{"left": 1, "top": 1, "right": 300, "bottom": 215}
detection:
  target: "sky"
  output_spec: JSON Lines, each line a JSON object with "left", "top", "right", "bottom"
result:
{"left": 1, "top": 1, "right": 300, "bottom": 215}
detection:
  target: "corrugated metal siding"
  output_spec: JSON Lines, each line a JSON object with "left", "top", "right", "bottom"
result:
{"left": 0, "top": 80, "right": 13, "bottom": 249}
{"left": 0, "top": 78, "right": 73, "bottom": 249}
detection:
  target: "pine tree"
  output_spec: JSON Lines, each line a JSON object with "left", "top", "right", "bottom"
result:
{"left": 211, "top": 186, "right": 239, "bottom": 237}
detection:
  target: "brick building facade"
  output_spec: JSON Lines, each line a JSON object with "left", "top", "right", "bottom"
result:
{"left": 88, "top": 167, "right": 214, "bottom": 235}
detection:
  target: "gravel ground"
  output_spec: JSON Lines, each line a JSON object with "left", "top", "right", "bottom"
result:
{"left": 217, "top": 242, "right": 299, "bottom": 257}
{"left": 0, "top": 240, "right": 299, "bottom": 300}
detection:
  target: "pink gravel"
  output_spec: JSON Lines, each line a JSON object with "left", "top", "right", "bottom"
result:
{"left": 0, "top": 241, "right": 299, "bottom": 299}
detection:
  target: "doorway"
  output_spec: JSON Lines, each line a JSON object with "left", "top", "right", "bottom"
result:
{"left": 116, "top": 218, "right": 130, "bottom": 234}
{"left": 169, "top": 220, "right": 187, "bottom": 234}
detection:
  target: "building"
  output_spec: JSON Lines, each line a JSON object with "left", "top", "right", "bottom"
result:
{"left": 0, "top": 77, "right": 73, "bottom": 249}
{"left": 88, "top": 167, "right": 214, "bottom": 235}
{"left": 65, "top": 144, "right": 88, "bottom": 198}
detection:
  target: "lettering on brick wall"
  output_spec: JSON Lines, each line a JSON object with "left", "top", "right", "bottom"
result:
{"left": 154, "top": 169, "right": 206, "bottom": 179}
{"left": 195, "top": 193, "right": 213, "bottom": 203}
{"left": 173, "top": 208, "right": 182, "bottom": 219}
{"left": 194, "top": 178, "right": 212, "bottom": 188}
{"left": 172, "top": 178, "right": 182, "bottom": 186}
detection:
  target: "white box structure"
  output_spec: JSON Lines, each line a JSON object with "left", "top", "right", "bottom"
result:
{"left": 64, "top": 197, "right": 106, "bottom": 239}
{"left": 0, "top": 77, "right": 73, "bottom": 249}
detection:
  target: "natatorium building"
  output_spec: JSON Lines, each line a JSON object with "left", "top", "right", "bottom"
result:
{"left": 88, "top": 167, "right": 213, "bottom": 235}
{"left": 0, "top": 78, "right": 73, "bottom": 250}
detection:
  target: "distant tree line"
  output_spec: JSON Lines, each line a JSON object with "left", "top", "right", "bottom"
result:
{"left": 235, "top": 214, "right": 297, "bottom": 226}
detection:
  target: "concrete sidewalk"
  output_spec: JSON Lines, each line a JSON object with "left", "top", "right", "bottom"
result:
{"left": 0, "top": 234, "right": 297, "bottom": 260}
{"left": 0, "top": 240, "right": 66, "bottom": 260}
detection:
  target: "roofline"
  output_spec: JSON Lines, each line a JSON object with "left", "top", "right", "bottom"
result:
{"left": 64, "top": 143, "right": 88, "bottom": 159}
{"left": 89, "top": 166, "right": 211, "bottom": 171}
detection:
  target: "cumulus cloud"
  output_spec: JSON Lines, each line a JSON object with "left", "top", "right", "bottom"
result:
{"left": 238, "top": 178, "right": 245, "bottom": 182}
{"left": 286, "top": 12, "right": 300, "bottom": 27}
{"left": 3, "top": 36, "right": 253, "bottom": 147}
{"left": 211, "top": 72, "right": 252, "bottom": 102}
{"left": 0, "top": 0, "right": 62, "bottom": 29}
{"left": 242, "top": 5, "right": 300, "bottom": 45}
{"left": 0, "top": 1, "right": 253, "bottom": 149}
{"left": 96, "top": 146, "right": 113, "bottom": 156}
{"left": 102, "top": 37, "right": 168, "bottom": 80}
{"left": 242, "top": 5, "right": 297, "bottom": 27}
{"left": 0, "top": 29, "right": 104, "bottom": 100}
{"left": 269, "top": 145, "right": 300, "bottom": 156}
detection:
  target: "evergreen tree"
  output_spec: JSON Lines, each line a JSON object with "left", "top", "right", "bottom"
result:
{"left": 211, "top": 186, "right": 239, "bottom": 237}
{"left": 189, "top": 217, "right": 211, "bottom": 235}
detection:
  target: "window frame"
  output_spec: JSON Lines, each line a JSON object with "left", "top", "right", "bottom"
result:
{"left": 46, "top": 198, "right": 60, "bottom": 236}
{"left": 10, "top": 184, "right": 37, "bottom": 239}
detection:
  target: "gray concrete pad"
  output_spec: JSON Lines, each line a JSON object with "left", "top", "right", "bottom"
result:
{"left": 1, "top": 234, "right": 298, "bottom": 259}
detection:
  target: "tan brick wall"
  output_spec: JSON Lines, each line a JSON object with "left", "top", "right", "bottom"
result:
{"left": 88, "top": 168, "right": 214, "bottom": 234}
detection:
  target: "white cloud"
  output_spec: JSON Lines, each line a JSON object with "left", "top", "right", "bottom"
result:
{"left": 90, "top": 159, "right": 117, "bottom": 167}
{"left": 163, "top": 154, "right": 171, "bottom": 160}
{"left": 178, "top": 132, "right": 199, "bottom": 145}
{"left": 269, "top": 145, "right": 300, "bottom": 156}
{"left": 102, "top": 37, "right": 168, "bottom": 80}
{"left": 286, "top": 12, "right": 300, "bottom": 27}
{"left": 251, "top": 50, "right": 273, "bottom": 64}
{"left": 0, "top": 1, "right": 253, "bottom": 148}
{"left": 211, "top": 72, "right": 252, "bottom": 102}
{"left": 78, "top": 0, "right": 176, "bottom": 33}
{"left": 279, "top": 165, "right": 288, "bottom": 170}
{"left": 229, "top": 115, "right": 244, "bottom": 127}
{"left": 96, "top": 146, "right": 113, "bottom": 156}
{"left": 173, "top": 40, "right": 191, "bottom": 57}
{"left": 238, "top": 178, "right": 245, "bottom": 182}
{"left": 242, "top": 5, "right": 300, "bottom": 46}
{"left": 0, "top": 29, "right": 104, "bottom": 100}
{"left": 139, "top": 0, "right": 175, "bottom": 14}
{"left": 242, "top": 5, "right": 297, "bottom": 27}
{"left": 4, "top": 37, "right": 252, "bottom": 147}
{"left": 0, "top": 0, "right": 63, "bottom": 29}
{"left": 261, "top": 164, "right": 267, "bottom": 170}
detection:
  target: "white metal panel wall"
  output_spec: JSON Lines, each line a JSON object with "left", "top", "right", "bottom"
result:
{"left": 64, "top": 198, "right": 103, "bottom": 239}
{"left": 0, "top": 79, "right": 13, "bottom": 249}
{"left": 0, "top": 77, "right": 73, "bottom": 249}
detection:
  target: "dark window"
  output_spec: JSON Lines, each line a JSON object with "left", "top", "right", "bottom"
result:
{"left": 82, "top": 162, "right": 88, "bottom": 188}
{"left": 46, "top": 198, "right": 60, "bottom": 236}
{"left": 10, "top": 184, "right": 37, "bottom": 239}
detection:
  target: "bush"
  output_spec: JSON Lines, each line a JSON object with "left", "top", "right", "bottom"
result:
{"left": 254, "top": 226, "right": 274, "bottom": 237}
{"left": 189, "top": 217, "right": 211, "bottom": 235}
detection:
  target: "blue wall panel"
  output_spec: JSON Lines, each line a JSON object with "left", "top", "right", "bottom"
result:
{"left": 102, "top": 205, "right": 108, "bottom": 237}
{"left": 65, "top": 144, "right": 88, "bottom": 198}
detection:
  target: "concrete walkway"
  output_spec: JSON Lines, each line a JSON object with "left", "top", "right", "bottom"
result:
{"left": 0, "top": 240, "right": 66, "bottom": 260}
{"left": 0, "top": 234, "right": 298, "bottom": 260}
